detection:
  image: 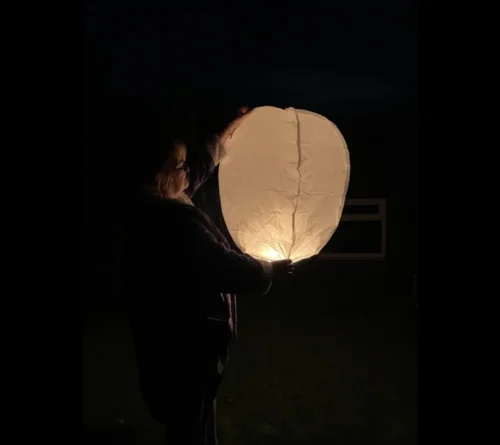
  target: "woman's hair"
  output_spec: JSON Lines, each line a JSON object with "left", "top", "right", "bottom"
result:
{"left": 154, "top": 140, "right": 187, "bottom": 199}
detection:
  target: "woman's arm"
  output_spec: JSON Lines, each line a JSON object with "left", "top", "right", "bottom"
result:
{"left": 184, "top": 215, "right": 274, "bottom": 295}
{"left": 185, "top": 135, "right": 226, "bottom": 198}
{"left": 185, "top": 109, "right": 252, "bottom": 199}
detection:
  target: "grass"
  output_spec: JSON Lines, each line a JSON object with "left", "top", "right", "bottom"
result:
{"left": 83, "top": 287, "right": 417, "bottom": 444}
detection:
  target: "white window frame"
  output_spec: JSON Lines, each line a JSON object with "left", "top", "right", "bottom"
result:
{"left": 319, "top": 198, "right": 387, "bottom": 260}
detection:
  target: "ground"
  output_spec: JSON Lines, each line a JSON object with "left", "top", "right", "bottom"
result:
{"left": 82, "top": 285, "right": 417, "bottom": 445}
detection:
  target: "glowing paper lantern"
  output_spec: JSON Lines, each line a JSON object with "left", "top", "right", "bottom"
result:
{"left": 219, "top": 106, "right": 350, "bottom": 263}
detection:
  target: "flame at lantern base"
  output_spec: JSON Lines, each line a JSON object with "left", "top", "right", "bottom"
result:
{"left": 250, "top": 244, "right": 314, "bottom": 264}
{"left": 254, "top": 245, "right": 287, "bottom": 262}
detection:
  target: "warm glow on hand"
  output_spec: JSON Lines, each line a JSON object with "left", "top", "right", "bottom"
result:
{"left": 220, "top": 110, "right": 253, "bottom": 146}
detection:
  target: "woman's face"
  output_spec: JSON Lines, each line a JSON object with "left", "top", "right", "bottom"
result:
{"left": 170, "top": 157, "right": 190, "bottom": 198}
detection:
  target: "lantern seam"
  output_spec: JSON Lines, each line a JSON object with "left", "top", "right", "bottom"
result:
{"left": 288, "top": 108, "right": 302, "bottom": 260}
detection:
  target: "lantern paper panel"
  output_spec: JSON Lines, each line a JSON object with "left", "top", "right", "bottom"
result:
{"left": 219, "top": 106, "right": 350, "bottom": 263}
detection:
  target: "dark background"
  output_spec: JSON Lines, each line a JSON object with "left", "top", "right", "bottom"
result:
{"left": 83, "top": 1, "right": 417, "bottom": 443}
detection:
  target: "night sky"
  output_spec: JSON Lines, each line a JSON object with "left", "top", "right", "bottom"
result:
{"left": 84, "top": 0, "right": 416, "bottom": 111}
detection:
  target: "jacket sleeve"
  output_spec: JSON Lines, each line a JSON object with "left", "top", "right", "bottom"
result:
{"left": 185, "top": 217, "right": 273, "bottom": 295}
{"left": 185, "top": 135, "right": 226, "bottom": 199}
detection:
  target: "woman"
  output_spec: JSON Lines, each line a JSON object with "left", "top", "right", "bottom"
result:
{"left": 124, "top": 108, "right": 293, "bottom": 445}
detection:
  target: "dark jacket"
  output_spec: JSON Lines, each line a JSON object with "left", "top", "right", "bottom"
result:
{"left": 123, "top": 136, "right": 272, "bottom": 422}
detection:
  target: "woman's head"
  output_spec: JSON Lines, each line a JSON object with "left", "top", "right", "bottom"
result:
{"left": 154, "top": 140, "right": 190, "bottom": 199}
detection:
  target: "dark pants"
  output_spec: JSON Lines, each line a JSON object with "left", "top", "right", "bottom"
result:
{"left": 137, "top": 321, "right": 231, "bottom": 445}
{"left": 164, "top": 398, "right": 218, "bottom": 445}
{"left": 160, "top": 337, "right": 229, "bottom": 444}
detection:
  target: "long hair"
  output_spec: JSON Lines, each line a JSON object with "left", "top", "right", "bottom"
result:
{"left": 153, "top": 140, "right": 187, "bottom": 199}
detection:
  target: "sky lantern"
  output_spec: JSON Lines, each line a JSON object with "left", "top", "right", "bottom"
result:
{"left": 219, "top": 106, "right": 350, "bottom": 263}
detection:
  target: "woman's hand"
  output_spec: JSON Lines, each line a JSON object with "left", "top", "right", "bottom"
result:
{"left": 271, "top": 259, "right": 295, "bottom": 278}
{"left": 219, "top": 107, "right": 252, "bottom": 146}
